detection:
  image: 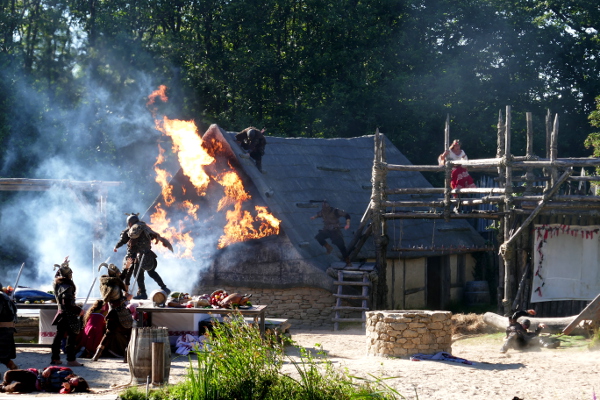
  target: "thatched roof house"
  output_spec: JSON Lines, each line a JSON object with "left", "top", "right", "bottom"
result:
{"left": 154, "top": 125, "right": 487, "bottom": 327}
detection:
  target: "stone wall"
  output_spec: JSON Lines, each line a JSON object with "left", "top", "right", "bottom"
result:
{"left": 365, "top": 310, "right": 452, "bottom": 358}
{"left": 194, "top": 285, "right": 335, "bottom": 329}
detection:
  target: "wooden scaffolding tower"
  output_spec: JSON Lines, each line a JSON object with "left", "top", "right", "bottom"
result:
{"left": 348, "top": 107, "right": 600, "bottom": 314}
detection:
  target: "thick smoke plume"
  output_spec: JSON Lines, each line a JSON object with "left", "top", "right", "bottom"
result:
{"left": 0, "top": 77, "right": 213, "bottom": 297}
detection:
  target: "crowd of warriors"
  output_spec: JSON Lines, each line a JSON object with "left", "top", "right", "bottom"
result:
{"left": 0, "top": 213, "right": 174, "bottom": 394}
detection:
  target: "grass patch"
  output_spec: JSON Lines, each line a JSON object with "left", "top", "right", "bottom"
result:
{"left": 120, "top": 315, "right": 408, "bottom": 400}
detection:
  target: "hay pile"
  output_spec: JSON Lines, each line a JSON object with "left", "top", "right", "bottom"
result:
{"left": 451, "top": 313, "right": 498, "bottom": 337}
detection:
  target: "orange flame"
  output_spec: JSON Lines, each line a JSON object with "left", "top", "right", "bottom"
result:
{"left": 217, "top": 204, "right": 281, "bottom": 249}
{"left": 154, "top": 144, "right": 175, "bottom": 207}
{"left": 147, "top": 86, "right": 281, "bottom": 256}
{"left": 150, "top": 204, "right": 195, "bottom": 259}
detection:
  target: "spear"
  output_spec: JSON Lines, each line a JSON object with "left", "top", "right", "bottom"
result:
{"left": 127, "top": 253, "right": 145, "bottom": 298}
{"left": 10, "top": 262, "right": 25, "bottom": 301}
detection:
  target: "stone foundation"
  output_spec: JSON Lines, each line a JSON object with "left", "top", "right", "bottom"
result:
{"left": 194, "top": 285, "right": 335, "bottom": 329}
{"left": 366, "top": 310, "right": 452, "bottom": 358}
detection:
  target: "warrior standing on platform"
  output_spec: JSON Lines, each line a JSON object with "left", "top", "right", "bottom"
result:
{"left": 50, "top": 257, "right": 84, "bottom": 367}
{"left": 114, "top": 214, "right": 173, "bottom": 300}
{"left": 92, "top": 263, "right": 133, "bottom": 361}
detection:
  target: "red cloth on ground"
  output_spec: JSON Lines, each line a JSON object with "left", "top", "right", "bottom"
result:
{"left": 77, "top": 313, "right": 106, "bottom": 355}
{"left": 451, "top": 166, "right": 476, "bottom": 189}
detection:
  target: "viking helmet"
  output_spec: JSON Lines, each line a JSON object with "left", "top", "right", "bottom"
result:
{"left": 126, "top": 213, "right": 140, "bottom": 226}
{"left": 247, "top": 129, "right": 258, "bottom": 141}
{"left": 54, "top": 256, "right": 73, "bottom": 279}
{"left": 521, "top": 319, "right": 531, "bottom": 329}
{"left": 128, "top": 223, "right": 144, "bottom": 239}
{"left": 98, "top": 262, "right": 120, "bottom": 277}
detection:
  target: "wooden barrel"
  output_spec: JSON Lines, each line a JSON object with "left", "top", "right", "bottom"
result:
{"left": 464, "top": 280, "right": 491, "bottom": 306}
{"left": 150, "top": 290, "right": 168, "bottom": 307}
{"left": 127, "top": 327, "right": 171, "bottom": 384}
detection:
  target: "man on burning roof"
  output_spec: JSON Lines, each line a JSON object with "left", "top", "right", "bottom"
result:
{"left": 235, "top": 127, "right": 267, "bottom": 172}
{"left": 114, "top": 213, "right": 173, "bottom": 300}
{"left": 92, "top": 263, "right": 133, "bottom": 361}
{"left": 50, "top": 257, "right": 84, "bottom": 367}
{"left": 311, "top": 200, "right": 352, "bottom": 265}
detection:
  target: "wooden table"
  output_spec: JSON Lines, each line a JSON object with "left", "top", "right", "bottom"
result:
{"left": 136, "top": 305, "right": 268, "bottom": 337}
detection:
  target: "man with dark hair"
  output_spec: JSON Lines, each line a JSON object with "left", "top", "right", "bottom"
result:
{"left": 500, "top": 309, "right": 546, "bottom": 353}
{"left": 0, "top": 282, "right": 18, "bottom": 371}
{"left": 311, "top": 200, "right": 351, "bottom": 265}
{"left": 235, "top": 127, "right": 267, "bottom": 172}
{"left": 115, "top": 214, "right": 172, "bottom": 300}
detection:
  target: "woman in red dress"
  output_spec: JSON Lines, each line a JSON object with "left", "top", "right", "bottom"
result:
{"left": 77, "top": 300, "right": 106, "bottom": 358}
{"left": 438, "top": 139, "right": 476, "bottom": 190}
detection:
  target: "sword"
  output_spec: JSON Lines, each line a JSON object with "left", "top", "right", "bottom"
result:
{"left": 82, "top": 276, "right": 97, "bottom": 308}
{"left": 83, "top": 256, "right": 111, "bottom": 308}
{"left": 11, "top": 262, "right": 25, "bottom": 301}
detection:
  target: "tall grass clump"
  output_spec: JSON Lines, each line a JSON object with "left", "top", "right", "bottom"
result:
{"left": 181, "top": 315, "right": 285, "bottom": 400}
{"left": 121, "top": 315, "right": 408, "bottom": 399}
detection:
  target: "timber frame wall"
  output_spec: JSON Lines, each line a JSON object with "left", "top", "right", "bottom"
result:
{"left": 354, "top": 107, "right": 600, "bottom": 316}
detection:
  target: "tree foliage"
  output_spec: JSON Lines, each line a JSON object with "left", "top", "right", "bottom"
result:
{"left": 0, "top": 0, "right": 599, "bottom": 179}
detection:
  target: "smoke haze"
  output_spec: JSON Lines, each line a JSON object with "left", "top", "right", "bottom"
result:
{"left": 0, "top": 75, "right": 209, "bottom": 297}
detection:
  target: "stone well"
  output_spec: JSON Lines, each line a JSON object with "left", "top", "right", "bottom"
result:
{"left": 365, "top": 310, "right": 452, "bottom": 358}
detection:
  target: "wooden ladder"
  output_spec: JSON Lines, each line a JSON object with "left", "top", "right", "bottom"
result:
{"left": 332, "top": 270, "right": 370, "bottom": 330}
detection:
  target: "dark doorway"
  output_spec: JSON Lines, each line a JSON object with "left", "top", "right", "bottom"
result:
{"left": 426, "top": 256, "right": 442, "bottom": 309}
{"left": 427, "top": 256, "right": 450, "bottom": 309}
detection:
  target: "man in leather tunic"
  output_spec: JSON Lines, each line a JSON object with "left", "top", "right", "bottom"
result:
{"left": 114, "top": 214, "right": 172, "bottom": 300}
{"left": 50, "top": 258, "right": 84, "bottom": 366}
{"left": 311, "top": 201, "right": 351, "bottom": 265}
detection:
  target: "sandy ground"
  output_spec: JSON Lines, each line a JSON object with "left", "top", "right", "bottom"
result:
{"left": 2, "top": 328, "right": 599, "bottom": 400}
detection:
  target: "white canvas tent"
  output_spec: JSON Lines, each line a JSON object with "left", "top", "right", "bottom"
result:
{"left": 531, "top": 224, "right": 600, "bottom": 302}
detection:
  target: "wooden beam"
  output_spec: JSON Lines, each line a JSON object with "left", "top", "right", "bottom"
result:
{"left": 0, "top": 178, "right": 123, "bottom": 191}
{"left": 385, "top": 187, "right": 507, "bottom": 195}
{"left": 382, "top": 212, "right": 503, "bottom": 220}
{"left": 500, "top": 167, "right": 573, "bottom": 251}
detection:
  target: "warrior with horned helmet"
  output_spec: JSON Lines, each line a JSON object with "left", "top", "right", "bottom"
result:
{"left": 50, "top": 257, "right": 84, "bottom": 367}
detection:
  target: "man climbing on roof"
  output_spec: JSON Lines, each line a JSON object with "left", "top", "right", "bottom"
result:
{"left": 311, "top": 200, "right": 351, "bottom": 266}
{"left": 235, "top": 127, "right": 267, "bottom": 172}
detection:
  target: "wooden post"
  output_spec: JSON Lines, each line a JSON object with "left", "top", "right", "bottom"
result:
{"left": 371, "top": 129, "right": 388, "bottom": 309}
{"left": 444, "top": 114, "right": 450, "bottom": 151}
{"left": 524, "top": 112, "right": 535, "bottom": 194}
{"left": 443, "top": 115, "right": 452, "bottom": 220}
{"left": 502, "top": 105, "right": 514, "bottom": 316}
{"left": 496, "top": 110, "right": 506, "bottom": 313}
{"left": 151, "top": 342, "right": 165, "bottom": 385}
{"left": 550, "top": 114, "right": 559, "bottom": 187}
{"left": 545, "top": 109, "right": 552, "bottom": 191}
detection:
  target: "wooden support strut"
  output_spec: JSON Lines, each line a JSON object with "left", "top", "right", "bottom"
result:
{"left": 499, "top": 167, "right": 573, "bottom": 255}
